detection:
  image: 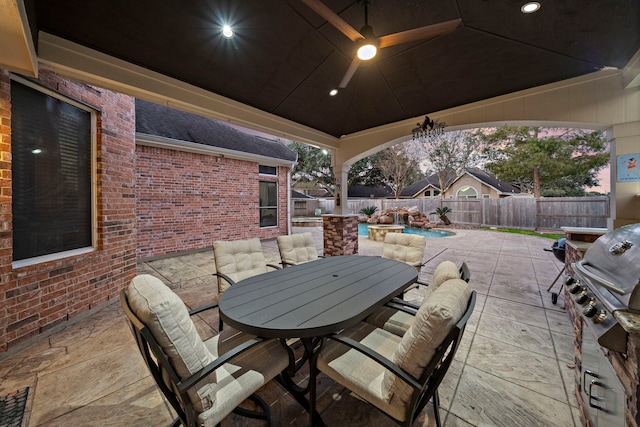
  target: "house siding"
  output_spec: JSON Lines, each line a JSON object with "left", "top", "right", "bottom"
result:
{"left": 135, "top": 145, "right": 289, "bottom": 259}
{"left": 0, "top": 69, "right": 137, "bottom": 354}
{"left": 445, "top": 175, "right": 498, "bottom": 198}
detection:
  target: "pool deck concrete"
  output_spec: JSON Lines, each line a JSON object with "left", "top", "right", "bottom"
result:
{"left": 0, "top": 227, "right": 581, "bottom": 426}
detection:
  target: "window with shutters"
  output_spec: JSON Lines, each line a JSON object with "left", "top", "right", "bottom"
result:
{"left": 11, "top": 78, "right": 96, "bottom": 264}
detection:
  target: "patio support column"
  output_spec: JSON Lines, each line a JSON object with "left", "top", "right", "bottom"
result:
{"left": 608, "top": 120, "right": 640, "bottom": 229}
{"left": 322, "top": 214, "right": 359, "bottom": 256}
{"left": 322, "top": 162, "right": 357, "bottom": 255}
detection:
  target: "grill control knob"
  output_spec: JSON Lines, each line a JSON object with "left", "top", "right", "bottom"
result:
{"left": 583, "top": 301, "right": 598, "bottom": 318}
{"left": 576, "top": 290, "right": 590, "bottom": 304}
{"left": 593, "top": 310, "right": 608, "bottom": 323}
{"left": 569, "top": 282, "right": 583, "bottom": 294}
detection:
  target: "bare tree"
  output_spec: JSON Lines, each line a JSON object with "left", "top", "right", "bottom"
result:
{"left": 376, "top": 144, "right": 423, "bottom": 198}
{"left": 405, "top": 130, "right": 481, "bottom": 197}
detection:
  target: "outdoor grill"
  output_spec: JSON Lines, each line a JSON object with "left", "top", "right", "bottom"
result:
{"left": 569, "top": 223, "right": 640, "bottom": 354}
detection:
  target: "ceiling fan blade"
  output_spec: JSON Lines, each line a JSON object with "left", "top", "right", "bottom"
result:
{"left": 339, "top": 57, "right": 361, "bottom": 88}
{"left": 377, "top": 18, "right": 462, "bottom": 49}
{"left": 302, "top": 0, "right": 363, "bottom": 42}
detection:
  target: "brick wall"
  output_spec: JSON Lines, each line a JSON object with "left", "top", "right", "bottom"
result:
{"left": 135, "top": 145, "right": 289, "bottom": 258}
{"left": 0, "top": 70, "right": 137, "bottom": 354}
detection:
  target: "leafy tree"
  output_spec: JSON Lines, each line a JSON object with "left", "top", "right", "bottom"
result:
{"left": 475, "top": 127, "right": 609, "bottom": 197}
{"left": 375, "top": 145, "right": 423, "bottom": 198}
{"left": 288, "top": 143, "right": 388, "bottom": 196}
{"left": 288, "top": 142, "right": 336, "bottom": 195}
{"left": 405, "top": 130, "right": 481, "bottom": 197}
{"left": 348, "top": 153, "right": 386, "bottom": 188}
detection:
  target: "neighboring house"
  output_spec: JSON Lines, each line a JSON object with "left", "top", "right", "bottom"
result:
{"left": 291, "top": 190, "right": 319, "bottom": 216}
{"left": 135, "top": 99, "right": 297, "bottom": 259}
{"left": 444, "top": 168, "right": 521, "bottom": 198}
{"left": 399, "top": 174, "right": 443, "bottom": 199}
{"left": 400, "top": 169, "right": 521, "bottom": 199}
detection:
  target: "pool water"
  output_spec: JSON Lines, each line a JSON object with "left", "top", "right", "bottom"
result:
{"left": 358, "top": 223, "right": 455, "bottom": 238}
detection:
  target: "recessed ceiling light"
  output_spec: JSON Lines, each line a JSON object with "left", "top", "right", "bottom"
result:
{"left": 521, "top": 2, "right": 541, "bottom": 13}
{"left": 222, "top": 25, "right": 234, "bottom": 38}
{"left": 31, "top": 148, "right": 42, "bottom": 154}
{"left": 329, "top": 89, "right": 338, "bottom": 96}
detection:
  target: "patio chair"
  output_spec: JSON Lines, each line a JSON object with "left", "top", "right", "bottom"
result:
{"left": 213, "top": 238, "right": 280, "bottom": 330}
{"left": 317, "top": 278, "right": 476, "bottom": 427}
{"left": 121, "top": 274, "right": 289, "bottom": 427}
{"left": 366, "top": 261, "right": 470, "bottom": 336}
{"left": 381, "top": 233, "right": 428, "bottom": 294}
{"left": 276, "top": 232, "right": 323, "bottom": 267}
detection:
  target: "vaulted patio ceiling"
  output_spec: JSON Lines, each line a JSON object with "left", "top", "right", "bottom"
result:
{"left": 12, "top": 1, "right": 640, "bottom": 139}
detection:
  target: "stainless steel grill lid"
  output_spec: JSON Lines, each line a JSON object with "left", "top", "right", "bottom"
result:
{"left": 575, "top": 223, "right": 640, "bottom": 311}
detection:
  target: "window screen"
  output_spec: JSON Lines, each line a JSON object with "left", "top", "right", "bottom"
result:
{"left": 11, "top": 80, "right": 93, "bottom": 261}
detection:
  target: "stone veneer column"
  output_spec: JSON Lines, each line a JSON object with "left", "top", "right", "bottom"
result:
{"left": 322, "top": 214, "right": 358, "bottom": 256}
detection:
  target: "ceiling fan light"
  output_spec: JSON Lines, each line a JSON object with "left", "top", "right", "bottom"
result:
{"left": 222, "top": 25, "right": 234, "bottom": 38}
{"left": 357, "top": 43, "right": 377, "bottom": 60}
{"left": 521, "top": 2, "right": 541, "bottom": 13}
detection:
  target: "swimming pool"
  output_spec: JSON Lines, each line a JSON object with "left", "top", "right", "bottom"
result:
{"left": 358, "top": 223, "right": 455, "bottom": 238}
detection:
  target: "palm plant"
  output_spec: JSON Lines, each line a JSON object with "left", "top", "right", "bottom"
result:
{"left": 431, "top": 206, "right": 452, "bottom": 225}
{"left": 359, "top": 206, "right": 378, "bottom": 218}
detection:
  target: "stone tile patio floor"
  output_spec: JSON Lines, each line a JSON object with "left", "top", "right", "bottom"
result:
{"left": 0, "top": 227, "right": 583, "bottom": 426}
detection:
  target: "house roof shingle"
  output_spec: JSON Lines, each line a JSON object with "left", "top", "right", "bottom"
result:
{"left": 135, "top": 99, "right": 297, "bottom": 162}
{"left": 465, "top": 168, "right": 521, "bottom": 194}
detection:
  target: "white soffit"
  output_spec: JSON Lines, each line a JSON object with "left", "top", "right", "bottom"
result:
{"left": 0, "top": 0, "right": 37, "bottom": 76}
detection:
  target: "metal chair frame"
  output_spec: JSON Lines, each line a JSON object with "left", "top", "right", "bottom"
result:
{"left": 320, "top": 291, "right": 477, "bottom": 427}
{"left": 120, "top": 291, "right": 273, "bottom": 427}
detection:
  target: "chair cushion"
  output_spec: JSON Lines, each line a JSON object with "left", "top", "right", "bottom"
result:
{"left": 127, "top": 274, "right": 217, "bottom": 413}
{"left": 277, "top": 233, "right": 318, "bottom": 265}
{"left": 317, "top": 322, "right": 409, "bottom": 420}
{"left": 213, "top": 238, "right": 269, "bottom": 292}
{"left": 385, "top": 278, "right": 471, "bottom": 405}
{"left": 381, "top": 233, "right": 426, "bottom": 268}
{"left": 200, "top": 329, "right": 290, "bottom": 427}
{"left": 365, "top": 306, "right": 414, "bottom": 337}
{"left": 431, "top": 260, "right": 461, "bottom": 288}
{"left": 366, "top": 260, "right": 464, "bottom": 336}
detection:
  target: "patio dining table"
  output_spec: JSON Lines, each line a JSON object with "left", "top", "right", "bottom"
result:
{"left": 218, "top": 255, "right": 418, "bottom": 426}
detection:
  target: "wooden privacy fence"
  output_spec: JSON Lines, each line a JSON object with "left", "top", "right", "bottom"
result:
{"left": 299, "top": 196, "right": 610, "bottom": 230}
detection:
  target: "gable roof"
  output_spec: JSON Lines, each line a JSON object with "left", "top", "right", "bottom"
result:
{"left": 464, "top": 168, "right": 521, "bottom": 194}
{"left": 135, "top": 99, "right": 297, "bottom": 164}
{"left": 400, "top": 174, "right": 442, "bottom": 198}
{"left": 291, "top": 190, "right": 314, "bottom": 199}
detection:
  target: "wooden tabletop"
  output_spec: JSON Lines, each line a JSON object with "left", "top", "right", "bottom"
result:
{"left": 218, "top": 255, "right": 418, "bottom": 338}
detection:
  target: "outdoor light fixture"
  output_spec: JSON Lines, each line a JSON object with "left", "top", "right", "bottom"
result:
{"left": 329, "top": 88, "right": 338, "bottom": 96}
{"left": 222, "top": 25, "right": 234, "bottom": 38}
{"left": 411, "top": 115, "right": 446, "bottom": 140}
{"left": 357, "top": 25, "right": 378, "bottom": 60}
{"left": 521, "top": 2, "right": 541, "bottom": 13}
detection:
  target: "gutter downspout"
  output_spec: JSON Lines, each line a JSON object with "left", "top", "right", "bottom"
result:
{"left": 287, "top": 168, "right": 292, "bottom": 235}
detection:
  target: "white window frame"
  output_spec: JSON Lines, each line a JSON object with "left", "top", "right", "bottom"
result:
{"left": 11, "top": 75, "right": 97, "bottom": 268}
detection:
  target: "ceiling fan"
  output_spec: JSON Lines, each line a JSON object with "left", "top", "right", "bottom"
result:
{"left": 302, "top": 0, "right": 462, "bottom": 89}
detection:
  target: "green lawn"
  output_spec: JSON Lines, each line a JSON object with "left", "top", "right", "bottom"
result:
{"left": 481, "top": 227, "right": 563, "bottom": 241}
